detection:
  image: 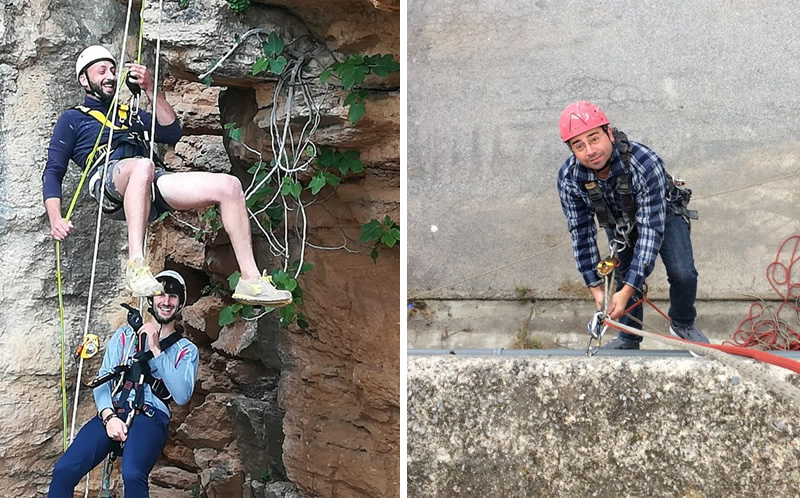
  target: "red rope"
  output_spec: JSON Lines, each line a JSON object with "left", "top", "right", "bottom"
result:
{"left": 727, "top": 234, "right": 800, "bottom": 351}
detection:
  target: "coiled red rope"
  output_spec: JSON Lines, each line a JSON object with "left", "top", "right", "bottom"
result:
{"left": 728, "top": 235, "right": 800, "bottom": 351}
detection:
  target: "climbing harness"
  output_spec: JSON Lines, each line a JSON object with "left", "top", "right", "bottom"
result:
{"left": 582, "top": 129, "right": 697, "bottom": 252}
{"left": 87, "top": 303, "right": 179, "bottom": 418}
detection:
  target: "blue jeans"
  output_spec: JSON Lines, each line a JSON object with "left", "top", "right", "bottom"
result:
{"left": 48, "top": 407, "right": 170, "bottom": 498}
{"left": 612, "top": 213, "right": 698, "bottom": 343}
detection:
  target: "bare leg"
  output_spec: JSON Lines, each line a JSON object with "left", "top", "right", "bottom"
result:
{"left": 157, "top": 172, "right": 260, "bottom": 280}
{"left": 112, "top": 158, "right": 154, "bottom": 259}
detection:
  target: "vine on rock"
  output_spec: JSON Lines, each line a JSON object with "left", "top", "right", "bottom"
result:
{"left": 198, "top": 29, "right": 399, "bottom": 328}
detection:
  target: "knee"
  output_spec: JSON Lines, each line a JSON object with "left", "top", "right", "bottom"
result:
{"left": 220, "top": 174, "right": 244, "bottom": 201}
{"left": 127, "top": 159, "right": 155, "bottom": 183}
{"left": 51, "top": 457, "right": 80, "bottom": 488}
{"left": 667, "top": 265, "right": 698, "bottom": 286}
{"left": 120, "top": 464, "right": 148, "bottom": 487}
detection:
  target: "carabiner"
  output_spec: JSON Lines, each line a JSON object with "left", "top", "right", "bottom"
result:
{"left": 587, "top": 310, "right": 607, "bottom": 340}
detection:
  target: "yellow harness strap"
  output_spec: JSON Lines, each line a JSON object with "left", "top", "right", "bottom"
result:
{"left": 74, "top": 104, "right": 131, "bottom": 132}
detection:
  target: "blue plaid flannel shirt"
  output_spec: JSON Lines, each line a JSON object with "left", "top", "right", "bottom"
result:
{"left": 557, "top": 139, "right": 669, "bottom": 291}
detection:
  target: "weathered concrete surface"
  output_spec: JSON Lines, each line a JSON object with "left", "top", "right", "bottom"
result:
{"left": 408, "top": 356, "right": 800, "bottom": 497}
{"left": 407, "top": 299, "right": 773, "bottom": 350}
{"left": 408, "top": 0, "right": 800, "bottom": 300}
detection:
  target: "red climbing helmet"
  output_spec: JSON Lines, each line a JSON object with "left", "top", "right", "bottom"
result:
{"left": 559, "top": 101, "right": 610, "bottom": 142}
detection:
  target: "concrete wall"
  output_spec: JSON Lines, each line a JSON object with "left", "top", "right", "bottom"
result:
{"left": 408, "top": 1, "right": 800, "bottom": 303}
{"left": 407, "top": 355, "right": 800, "bottom": 497}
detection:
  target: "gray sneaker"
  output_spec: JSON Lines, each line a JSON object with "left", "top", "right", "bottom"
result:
{"left": 670, "top": 324, "right": 710, "bottom": 357}
{"left": 599, "top": 336, "right": 640, "bottom": 350}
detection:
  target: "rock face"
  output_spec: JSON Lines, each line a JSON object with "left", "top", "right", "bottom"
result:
{"left": 408, "top": 356, "right": 800, "bottom": 497}
{"left": 0, "top": 0, "right": 398, "bottom": 496}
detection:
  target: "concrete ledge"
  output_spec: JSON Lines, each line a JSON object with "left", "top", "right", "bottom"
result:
{"left": 407, "top": 356, "right": 800, "bottom": 497}
{"left": 407, "top": 299, "right": 763, "bottom": 350}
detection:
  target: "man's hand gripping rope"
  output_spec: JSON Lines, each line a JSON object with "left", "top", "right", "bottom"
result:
{"left": 586, "top": 254, "right": 619, "bottom": 356}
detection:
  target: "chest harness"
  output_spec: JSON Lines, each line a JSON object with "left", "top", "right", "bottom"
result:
{"left": 76, "top": 103, "right": 168, "bottom": 218}
{"left": 582, "top": 128, "right": 698, "bottom": 253}
{"left": 88, "top": 304, "right": 179, "bottom": 427}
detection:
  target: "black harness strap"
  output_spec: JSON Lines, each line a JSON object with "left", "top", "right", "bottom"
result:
{"left": 582, "top": 128, "right": 637, "bottom": 229}
{"left": 90, "top": 332, "right": 183, "bottom": 415}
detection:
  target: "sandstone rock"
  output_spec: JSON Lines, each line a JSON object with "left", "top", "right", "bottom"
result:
{"left": 200, "top": 442, "right": 246, "bottom": 498}
{"left": 142, "top": 0, "right": 332, "bottom": 85}
{"left": 149, "top": 486, "right": 195, "bottom": 498}
{"left": 148, "top": 221, "right": 207, "bottom": 270}
{"left": 264, "top": 481, "right": 304, "bottom": 498}
{"left": 164, "top": 77, "right": 223, "bottom": 134}
{"left": 178, "top": 393, "right": 236, "bottom": 449}
{"left": 151, "top": 465, "right": 200, "bottom": 490}
{"left": 167, "top": 135, "right": 231, "bottom": 173}
{"left": 182, "top": 295, "right": 225, "bottom": 341}
{"left": 213, "top": 317, "right": 261, "bottom": 359}
{"left": 197, "top": 354, "right": 236, "bottom": 394}
{"left": 193, "top": 447, "right": 220, "bottom": 469}
{"left": 162, "top": 441, "right": 200, "bottom": 472}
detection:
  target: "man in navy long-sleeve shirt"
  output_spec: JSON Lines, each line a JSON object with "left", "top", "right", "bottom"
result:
{"left": 48, "top": 270, "right": 198, "bottom": 497}
{"left": 43, "top": 45, "right": 293, "bottom": 307}
{"left": 556, "top": 101, "right": 709, "bottom": 350}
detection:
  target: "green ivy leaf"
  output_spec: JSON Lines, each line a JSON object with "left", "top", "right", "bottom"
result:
{"left": 224, "top": 123, "right": 243, "bottom": 142}
{"left": 219, "top": 303, "right": 243, "bottom": 327}
{"left": 228, "top": 271, "right": 241, "bottom": 290}
{"left": 341, "top": 150, "right": 364, "bottom": 174}
{"left": 337, "top": 63, "right": 369, "bottom": 90}
{"left": 365, "top": 54, "right": 400, "bottom": 77}
{"left": 252, "top": 57, "right": 269, "bottom": 75}
{"left": 348, "top": 101, "right": 366, "bottom": 124}
{"left": 269, "top": 55, "right": 287, "bottom": 75}
{"left": 266, "top": 206, "right": 284, "bottom": 222}
{"left": 262, "top": 32, "right": 284, "bottom": 58}
{"left": 271, "top": 270, "right": 290, "bottom": 289}
{"left": 297, "top": 313, "right": 309, "bottom": 329}
{"left": 290, "top": 182, "right": 302, "bottom": 198}
{"left": 309, "top": 172, "right": 327, "bottom": 195}
{"left": 279, "top": 303, "right": 297, "bottom": 327}
{"left": 381, "top": 228, "right": 399, "bottom": 248}
{"left": 247, "top": 160, "right": 265, "bottom": 174}
{"left": 360, "top": 219, "right": 383, "bottom": 243}
{"left": 370, "top": 247, "right": 379, "bottom": 264}
{"left": 344, "top": 89, "right": 369, "bottom": 106}
{"left": 203, "top": 75, "right": 213, "bottom": 87}
{"left": 316, "top": 147, "right": 337, "bottom": 169}
{"left": 319, "top": 67, "right": 333, "bottom": 85}
{"left": 323, "top": 172, "right": 341, "bottom": 187}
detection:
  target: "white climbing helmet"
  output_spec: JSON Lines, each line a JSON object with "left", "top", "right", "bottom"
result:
{"left": 75, "top": 45, "right": 116, "bottom": 80}
{"left": 154, "top": 270, "right": 188, "bottom": 310}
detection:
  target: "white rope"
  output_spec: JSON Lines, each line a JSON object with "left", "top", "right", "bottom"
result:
{"left": 69, "top": 0, "right": 137, "bottom": 445}
{"left": 605, "top": 318, "right": 800, "bottom": 406}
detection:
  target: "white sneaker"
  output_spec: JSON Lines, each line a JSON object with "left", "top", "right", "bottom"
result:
{"left": 232, "top": 271, "right": 293, "bottom": 308}
{"left": 125, "top": 257, "right": 164, "bottom": 297}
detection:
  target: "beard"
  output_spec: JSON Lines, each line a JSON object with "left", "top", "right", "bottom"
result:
{"left": 153, "top": 306, "right": 178, "bottom": 324}
{"left": 88, "top": 77, "right": 116, "bottom": 103}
